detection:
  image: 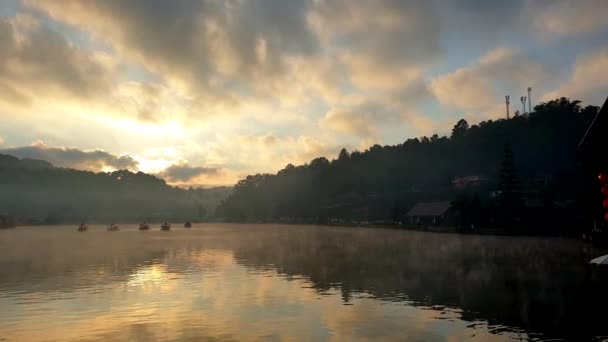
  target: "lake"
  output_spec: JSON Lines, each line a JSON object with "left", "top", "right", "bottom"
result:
{"left": 1, "top": 224, "right": 607, "bottom": 341}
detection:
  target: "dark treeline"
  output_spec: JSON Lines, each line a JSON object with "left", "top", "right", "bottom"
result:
{"left": 0, "top": 155, "right": 231, "bottom": 223}
{"left": 217, "top": 98, "right": 599, "bottom": 233}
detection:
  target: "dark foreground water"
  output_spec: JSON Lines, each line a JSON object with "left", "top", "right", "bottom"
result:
{"left": 1, "top": 224, "right": 607, "bottom": 341}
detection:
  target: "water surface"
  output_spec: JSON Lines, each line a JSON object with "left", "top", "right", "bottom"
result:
{"left": 0, "top": 224, "right": 606, "bottom": 341}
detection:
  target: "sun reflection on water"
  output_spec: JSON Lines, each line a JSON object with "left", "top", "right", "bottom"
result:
{"left": 0, "top": 225, "right": 575, "bottom": 341}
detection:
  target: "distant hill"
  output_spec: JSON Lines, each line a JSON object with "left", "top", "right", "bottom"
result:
{"left": 216, "top": 98, "right": 599, "bottom": 224}
{"left": 0, "top": 154, "right": 53, "bottom": 170}
{"left": 0, "top": 154, "right": 231, "bottom": 223}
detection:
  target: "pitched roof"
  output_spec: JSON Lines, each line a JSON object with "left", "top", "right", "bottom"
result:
{"left": 405, "top": 202, "right": 451, "bottom": 217}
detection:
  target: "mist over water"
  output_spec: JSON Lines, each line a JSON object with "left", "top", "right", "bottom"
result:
{"left": 0, "top": 224, "right": 606, "bottom": 341}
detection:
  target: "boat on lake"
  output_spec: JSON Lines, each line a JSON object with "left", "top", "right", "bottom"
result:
{"left": 0, "top": 215, "right": 16, "bottom": 229}
{"left": 161, "top": 222, "right": 171, "bottom": 231}
{"left": 139, "top": 223, "right": 150, "bottom": 230}
{"left": 78, "top": 223, "right": 88, "bottom": 232}
{"left": 184, "top": 221, "right": 192, "bottom": 228}
{"left": 107, "top": 223, "right": 119, "bottom": 231}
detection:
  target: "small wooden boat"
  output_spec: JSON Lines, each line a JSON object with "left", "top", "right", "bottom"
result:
{"left": 160, "top": 222, "right": 171, "bottom": 231}
{"left": 184, "top": 221, "right": 192, "bottom": 228}
{"left": 0, "top": 215, "right": 16, "bottom": 229}
{"left": 139, "top": 223, "right": 150, "bottom": 230}
{"left": 107, "top": 223, "right": 119, "bottom": 231}
{"left": 78, "top": 223, "right": 88, "bottom": 232}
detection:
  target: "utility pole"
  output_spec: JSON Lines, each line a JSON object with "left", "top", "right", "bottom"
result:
{"left": 505, "top": 95, "right": 510, "bottom": 119}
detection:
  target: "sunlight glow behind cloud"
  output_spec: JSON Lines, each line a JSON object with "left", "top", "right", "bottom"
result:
{"left": 1, "top": 0, "right": 608, "bottom": 186}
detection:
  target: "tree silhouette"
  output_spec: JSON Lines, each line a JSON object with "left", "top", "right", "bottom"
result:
{"left": 497, "top": 142, "right": 523, "bottom": 224}
{"left": 451, "top": 119, "right": 469, "bottom": 139}
{"left": 338, "top": 148, "right": 350, "bottom": 161}
{"left": 215, "top": 97, "right": 598, "bottom": 232}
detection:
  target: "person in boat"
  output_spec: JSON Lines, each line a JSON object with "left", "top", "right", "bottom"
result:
{"left": 78, "top": 223, "right": 88, "bottom": 231}
{"left": 161, "top": 222, "right": 171, "bottom": 230}
{"left": 184, "top": 221, "right": 192, "bottom": 228}
{"left": 108, "top": 223, "right": 119, "bottom": 231}
{"left": 139, "top": 222, "right": 150, "bottom": 230}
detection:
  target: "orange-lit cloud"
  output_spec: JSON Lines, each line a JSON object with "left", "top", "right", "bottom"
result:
{"left": 543, "top": 48, "right": 608, "bottom": 105}
{"left": 1, "top": 0, "right": 608, "bottom": 186}
{"left": 430, "top": 48, "right": 551, "bottom": 117}
{"left": 0, "top": 141, "right": 138, "bottom": 171}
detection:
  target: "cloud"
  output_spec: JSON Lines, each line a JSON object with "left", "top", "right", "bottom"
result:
{"left": 0, "top": 136, "right": 4, "bottom": 145}
{"left": 0, "top": 14, "right": 115, "bottom": 108}
{"left": 430, "top": 48, "right": 550, "bottom": 116}
{"left": 3, "top": 0, "right": 608, "bottom": 187}
{"left": 24, "top": 0, "right": 443, "bottom": 115}
{"left": 25, "top": 0, "right": 320, "bottom": 111}
{"left": 204, "top": 134, "right": 338, "bottom": 173}
{"left": 543, "top": 48, "right": 608, "bottom": 106}
{"left": 319, "top": 80, "right": 432, "bottom": 139}
{"left": 0, "top": 141, "right": 138, "bottom": 171}
{"left": 534, "top": 0, "right": 608, "bottom": 38}
{"left": 0, "top": 14, "right": 177, "bottom": 124}
{"left": 158, "top": 163, "right": 218, "bottom": 183}
{"left": 319, "top": 102, "right": 386, "bottom": 137}
{"left": 310, "top": 0, "right": 440, "bottom": 91}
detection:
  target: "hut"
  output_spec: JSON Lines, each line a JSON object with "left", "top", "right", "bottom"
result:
{"left": 404, "top": 202, "right": 453, "bottom": 226}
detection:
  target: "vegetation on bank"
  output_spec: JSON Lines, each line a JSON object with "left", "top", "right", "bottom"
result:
{"left": 0, "top": 154, "right": 231, "bottom": 223}
{"left": 216, "top": 98, "right": 599, "bottom": 235}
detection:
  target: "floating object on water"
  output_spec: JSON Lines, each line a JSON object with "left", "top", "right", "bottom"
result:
{"left": 0, "top": 215, "right": 16, "bottom": 229}
{"left": 78, "top": 223, "right": 88, "bottom": 232}
{"left": 184, "top": 221, "right": 192, "bottom": 228}
{"left": 139, "top": 223, "right": 150, "bottom": 230}
{"left": 161, "top": 222, "right": 171, "bottom": 231}
{"left": 107, "top": 223, "right": 119, "bottom": 231}
{"left": 590, "top": 254, "right": 608, "bottom": 265}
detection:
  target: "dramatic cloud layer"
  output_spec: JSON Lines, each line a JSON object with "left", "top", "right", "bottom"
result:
{"left": 430, "top": 48, "right": 551, "bottom": 116}
{"left": 534, "top": 0, "right": 608, "bottom": 38}
{"left": 0, "top": 14, "right": 114, "bottom": 107}
{"left": 1, "top": 0, "right": 608, "bottom": 186}
{"left": 543, "top": 48, "right": 608, "bottom": 106}
{"left": 158, "top": 163, "right": 218, "bottom": 183}
{"left": 0, "top": 142, "right": 138, "bottom": 171}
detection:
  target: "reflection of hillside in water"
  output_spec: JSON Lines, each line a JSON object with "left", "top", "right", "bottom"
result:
{"left": 231, "top": 226, "right": 608, "bottom": 340}
{"left": 0, "top": 226, "right": 230, "bottom": 295}
{"left": 3, "top": 224, "right": 608, "bottom": 340}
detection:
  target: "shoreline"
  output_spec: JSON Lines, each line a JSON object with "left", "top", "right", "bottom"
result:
{"left": 2, "top": 220, "right": 583, "bottom": 239}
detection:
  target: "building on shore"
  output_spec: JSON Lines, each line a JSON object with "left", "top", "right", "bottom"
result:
{"left": 404, "top": 202, "right": 454, "bottom": 226}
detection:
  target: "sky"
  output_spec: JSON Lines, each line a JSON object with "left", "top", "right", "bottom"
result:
{"left": 1, "top": 0, "right": 608, "bottom": 187}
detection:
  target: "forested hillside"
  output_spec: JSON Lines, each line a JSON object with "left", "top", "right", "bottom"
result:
{"left": 0, "top": 154, "right": 231, "bottom": 223}
{"left": 217, "top": 98, "right": 599, "bottom": 224}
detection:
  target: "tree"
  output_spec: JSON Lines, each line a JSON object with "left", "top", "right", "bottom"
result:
{"left": 497, "top": 143, "right": 523, "bottom": 219}
{"left": 451, "top": 119, "right": 469, "bottom": 139}
{"left": 213, "top": 97, "right": 597, "bottom": 231}
{"left": 338, "top": 148, "right": 350, "bottom": 161}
